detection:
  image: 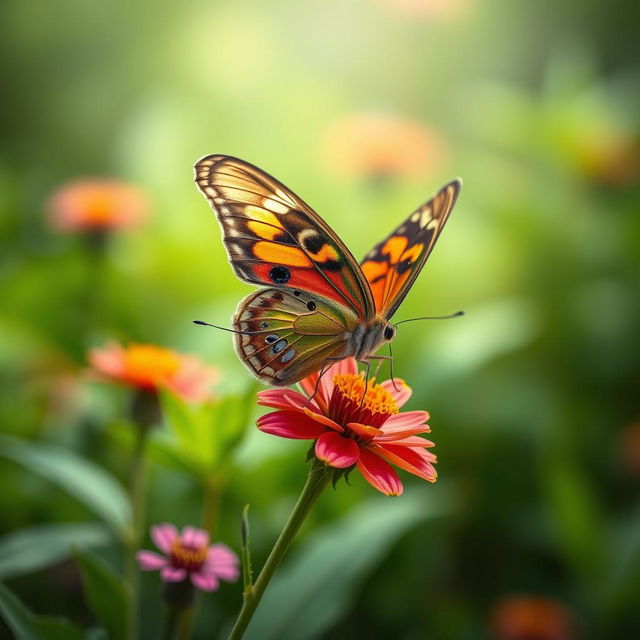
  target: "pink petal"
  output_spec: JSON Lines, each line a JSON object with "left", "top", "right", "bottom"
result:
{"left": 257, "top": 410, "right": 326, "bottom": 439}
{"left": 161, "top": 567, "right": 187, "bottom": 582}
{"left": 136, "top": 550, "right": 168, "bottom": 571}
{"left": 376, "top": 427, "right": 431, "bottom": 442}
{"left": 151, "top": 523, "right": 179, "bottom": 554}
{"left": 258, "top": 389, "right": 315, "bottom": 411}
{"left": 374, "top": 444, "right": 437, "bottom": 482}
{"left": 315, "top": 432, "right": 360, "bottom": 468}
{"left": 299, "top": 358, "right": 357, "bottom": 412}
{"left": 190, "top": 571, "right": 220, "bottom": 592}
{"left": 383, "top": 435, "right": 435, "bottom": 448}
{"left": 181, "top": 526, "right": 208, "bottom": 549}
{"left": 383, "top": 410, "right": 430, "bottom": 430}
{"left": 380, "top": 379, "right": 412, "bottom": 408}
{"left": 356, "top": 448, "right": 403, "bottom": 496}
{"left": 88, "top": 344, "right": 125, "bottom": 378}
{"left": 207, "top": 543, "right": 239, "bottom": 566}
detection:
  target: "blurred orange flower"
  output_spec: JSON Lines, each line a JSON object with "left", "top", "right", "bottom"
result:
{"left": 47, "top": 179, "right": 148, "bottom": 232}
{"left": 617, "top": 420, "right": 640, "bottom": 477}
{"left": 321, "top": 112, "right": 448, "bottom": 180}
{"left": 490, "top": 596, "right": 575, "bottom": 640}
{"left": 89, "top": 342, "right": 219, "bottom": 402}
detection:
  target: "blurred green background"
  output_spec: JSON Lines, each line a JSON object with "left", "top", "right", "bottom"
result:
{"left": 1, "top": 0, "right": 639, "bottom": 638}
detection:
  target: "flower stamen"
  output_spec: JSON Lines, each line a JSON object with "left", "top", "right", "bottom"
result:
{"left": 329, "top": 373, "right": 398, "bottom": 430}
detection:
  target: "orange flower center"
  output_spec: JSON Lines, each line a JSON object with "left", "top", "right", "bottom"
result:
{"left": 328, "top": 373, "right": 398, "bottom": 430}
{"left": 122, "top": 345, "right": 181, "bottom": 388}
{"left": 169, "top": 538, "right": 208, "bottom": 572}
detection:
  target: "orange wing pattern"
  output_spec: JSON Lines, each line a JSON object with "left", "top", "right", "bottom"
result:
{"left": 195, "top": 155, "right": 375, "bottom": 321}
{"left": 361, "top": 179, "right": 461, "bottom": 319}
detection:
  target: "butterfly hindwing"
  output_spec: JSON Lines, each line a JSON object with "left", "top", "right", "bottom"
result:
{"left": 360, "top": 179, "right": 461, "bottom": 319}
{"left": 233, "top": 287, "right": 357, "bottom": 386}
{"left": 195, "top": 155, "right": 375, "bottom": 321}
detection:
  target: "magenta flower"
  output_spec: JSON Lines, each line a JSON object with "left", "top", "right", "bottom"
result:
{"left": 136, "top": 524, "right": 239, "bottom": 592}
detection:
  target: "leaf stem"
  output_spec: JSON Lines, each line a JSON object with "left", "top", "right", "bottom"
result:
{"left": 227, "top": 463, "right": 329, "bottom": 640}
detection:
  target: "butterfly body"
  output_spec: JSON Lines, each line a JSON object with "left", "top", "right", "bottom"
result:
{"left": 195, "top": 155, "right": 460, "bottom": 386}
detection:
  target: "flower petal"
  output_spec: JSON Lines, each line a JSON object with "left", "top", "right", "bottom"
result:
{"left": 376, "top": 427, "right": 431, "bottom": 442}
{"left": 136, "top": 550, "right": 167, "bottom": 571}
{"left": 161, "top": 567, "right": 187, "bottom": 582}
{"left": 303, "top": 408, "right": 344, "bottom": 432}
{"left": 383, "top": 435, "right": 436, "bottom": 448}
{"left": 257, "top": 410, "right": 327, "bottom": 439}
{"left": 315, "top": 432, "right": 360, "bottom": 468}
{"left": 151, "top": 523, "right": 179, "bottom": 554}
{"left": 207, "top": 543, "right": 238, "bottom": 565}
{"left": 383, "top": 410, "right": 430, "bottom": 430}
{"left": 257, "top": 389, "right": 315, "bottom": 411}
{"left": 181, "top": 526, "right": 209, "bottom": 549}
{"left": 356, "top": 448, "right": 403, "bottom": 496}
{"left": 190, "top": 571, "right": 220, "bottom": 592}
{"left": 380, "top": 379, "right": 412, "bottom": 408}
{"left": 374, "top": 444, "right": 437, "bottom": 482}
{"left": 347, "top": 422, "right": 384, "bottom": 439}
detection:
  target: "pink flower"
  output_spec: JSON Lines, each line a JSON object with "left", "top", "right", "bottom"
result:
{"left": 47, "top": 179, "right": 148, "bottom": 232}
{"left": 136, "top": 524, "right": 239, "bottom": 592}
{"left": 257, "top": 358, "right": 436, "bottom": 496}
{"left": 88, "top": 342, "right": 219, "bottom": 403}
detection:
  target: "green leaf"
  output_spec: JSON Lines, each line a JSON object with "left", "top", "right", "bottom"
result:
{"left": 243, "top": 487, "right": 449, "bottom": 640}
{"left": 157, "top": 384, "right": 256, "bottom": 476}
{"left": 0, "top": 523, "right": 111, "bottom": 580}
{"left": 0, "top": 435, "right": 131, "bottom": 537}
{"left": 0, "top": 582, "right": 84, "bottom": 640}
{"left": 73, "top": 548, "right": 131, "bottom": 640}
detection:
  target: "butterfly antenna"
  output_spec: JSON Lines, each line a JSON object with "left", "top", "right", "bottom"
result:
{"left": 307, "top": 363, "right": 331, "bottom": 406}
{"left": 359, "top": 361, "right": 372, "bottom": 407}
{"left": 193, "top": 320, "right": 263, "bottom": 335}
{"left": 395, "top": 311, "right": 464, "bottom": 325}
{"left": 388, "top": 342, "right": 400, "bottom": 392}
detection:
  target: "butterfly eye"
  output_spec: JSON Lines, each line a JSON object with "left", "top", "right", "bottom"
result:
{"left": 306, "top": 301, "right": 317, "bottom": 311}
{"left": 269, "top": 266, "right": 291, "bottom": 284}
{"left": 384, "top": 326, "right": 395, "bottom": 340}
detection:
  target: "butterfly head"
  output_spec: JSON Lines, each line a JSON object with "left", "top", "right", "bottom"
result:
{"left": 383, "top": 324, "right": 396, "bottom": 342}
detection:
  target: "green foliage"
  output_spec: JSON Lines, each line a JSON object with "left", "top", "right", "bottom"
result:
{"left": 0, "top": 436, "right": 131, "bottom": 537}
{"left": 0, "top": 582, "right": 84, "bottom": 640}
{"left": 242, "top": 488, "right": 450, "bottom": 640}
{"left": 0, "top": 523, "right": 110, "bottom": 580}
{"left": 152, "top": 385, "right": 256, "bottom": 478}
{"left": 73, "top": 548, "right": 132, "bottom": 640}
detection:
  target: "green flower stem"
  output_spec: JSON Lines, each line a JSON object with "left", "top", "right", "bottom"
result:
{"left": 227, "top": 463, "right": 330, "bottom": 640}
{"left": 124, "top": 421, "right": 151, "bottom": 640}
{"left": 177, "top": 474, "right": 225, "bottom": 640}
{"left": 162, "top": 605, "right": 181, "bottom": 640}
{"left": 201, "top": 473, "right": 224, "bottom": 536}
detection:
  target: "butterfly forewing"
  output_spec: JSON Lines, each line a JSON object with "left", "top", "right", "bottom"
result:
{"left": 195, "top": 155, "right": 375, "bottom": 321}
{"left": 360, "top": 179, "right": 461, "bottom": 319}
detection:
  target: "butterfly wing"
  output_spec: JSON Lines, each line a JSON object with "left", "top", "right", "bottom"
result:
{"left": 360, "top": 179, "right": 461, "bottom": 320}
{"left": 195, "top": 155, "right": 375, "bottom": 321}
{"left": 233, "top": 287, "right": 356, "bottom": 386}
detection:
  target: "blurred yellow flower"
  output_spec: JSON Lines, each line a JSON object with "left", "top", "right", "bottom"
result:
{"left": 89, "top": 342, "right": 219, "bottom": 403}
{"left": 490, "top": 596, "right": 575, "bottom": 640}
{"left": 321, "top": 112, "right": 448, "bottom": 180}
{"left": 47, "top": 179, "right": 148, "bottom": 232}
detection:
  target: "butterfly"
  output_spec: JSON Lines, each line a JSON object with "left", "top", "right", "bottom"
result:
{"left": 195, "top": 155, "right": 461, "bottom": 386}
